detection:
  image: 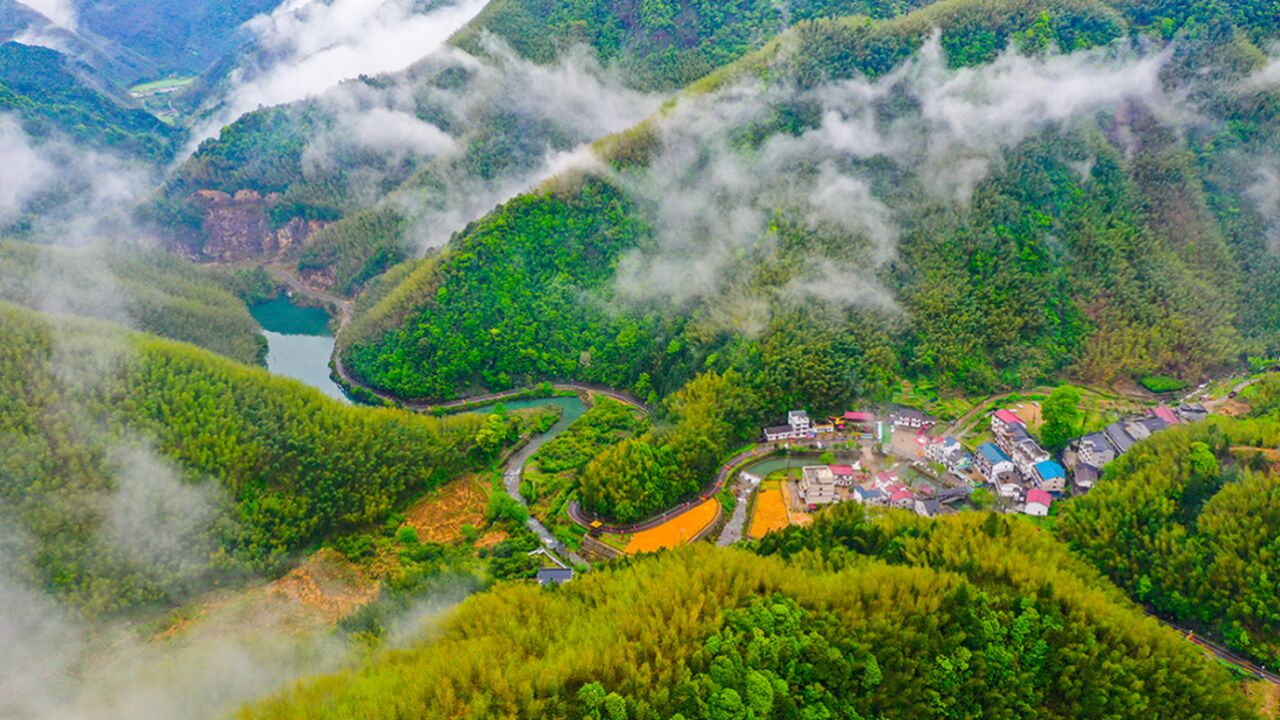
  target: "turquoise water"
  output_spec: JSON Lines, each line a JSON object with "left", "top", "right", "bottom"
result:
{"left": 740, "top": 452, "right": 859, "bottom": 478}
{"left": 740, "top": 457, "right": 797, "bottom": 476}
{"left": 250, "top": 296, "right": 347, "bottom": 402}
{"left": 468, "top": 396, "right": 587, "bottom": 436}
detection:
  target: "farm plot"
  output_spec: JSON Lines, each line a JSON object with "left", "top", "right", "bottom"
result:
{"left": 625, "top": 499, "right": 719, "bottom": 554}
{"left": 748, "top": 481, "right": 790, "bottom": 539}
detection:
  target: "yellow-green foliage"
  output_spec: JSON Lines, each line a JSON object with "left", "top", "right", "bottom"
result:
{"left": 243, "top": 508, "right": 1256, "bottom": 719}
{"left": 0, "top": 302, "right": 500, "bottom": 616}
{"left": 1058, "top": 416, "right": 1280, "bottom": 666}
{"left": 0, "top": 240, "right": 265, "bottom": 365}
{"left": 296, "top": 207, "right": 409, "bottom": 295}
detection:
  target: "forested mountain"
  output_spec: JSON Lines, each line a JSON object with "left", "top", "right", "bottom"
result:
{"left": 244, "top": 507, "right": 1258, "bottom": 719}
{"left": 1058, "top": 411, "right": 1280, "bottom": 667}
{"left": 338, "top": 0, "right": 1280, "bottom": 416}
{"left": 0, "top": 0, "right": 282, "bottom": 86}
{"left": 0, "top": 41, "right": 179, "bottom": 158}
{"left": 0, "top": 301, "right": 523, "bottom": 617}
{"left": 0, "top": 240, "right": 266, "bottom": 364}
{"left": 453, "top": 0, "right": 921, "bottom": 91}
{"left": 153, "top": 0, "right": 911, "bottom": 284}
{"left": 68, "top": 0, "right": 279, "bottom": 81}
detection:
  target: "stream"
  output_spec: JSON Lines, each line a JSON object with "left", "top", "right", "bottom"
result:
{"left": 481, "top": 396, "right": 590, "bottom": 565}
{"left": 249, "top": 287, "right": 591, "bottom": 562}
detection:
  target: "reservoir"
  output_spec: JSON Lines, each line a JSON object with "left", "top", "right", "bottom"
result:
{"left": 250, "top": 295, "right": 348, "bottom": 402}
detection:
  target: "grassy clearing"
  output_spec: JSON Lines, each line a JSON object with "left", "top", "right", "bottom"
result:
{"left": 129, "top": 76, "right": 197, "bottom": 95}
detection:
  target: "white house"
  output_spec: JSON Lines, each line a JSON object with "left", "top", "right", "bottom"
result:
{"left": 1024, "top": 488, "right": 1053, "bottom": 517}
{"left": 1077, "top": 432, "right": 1114, "bottom": 468}
{"left": 763, "top": 409, "right": 813, "bottom": 442}
{"left": 889, "top": 407, "right": 934, "bottom": 430}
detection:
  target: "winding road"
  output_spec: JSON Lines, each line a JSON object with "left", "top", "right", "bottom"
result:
{"left": 1167, "top": 621, "right": 1280, "bottom": 685}
{"left": 265, "top": 265, "right": 655, "bottom": 566}
{"left": 564, "top": 444, "right": 774, "bottom": 537}
{"left": 258, "top": 269, "right": 1280, "bottom": 685}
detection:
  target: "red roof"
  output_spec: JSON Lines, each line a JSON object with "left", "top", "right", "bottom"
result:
{"left": 1026, "top": 489, "right": 1053, "bottom": 507}
{"left": 828, "top": 465, "right": 856, "bottom": 475}
{"left": 876, "top": 471, "right": 895, "bottom": 483}
{"left": 844, "top": 411, "right": 875, "bottom": 422}
{"left": 1153, "top": 406, "right": 1179, "bottom": 425}
{"left": 891, "top": 489, "right": 914, "bottom": 502}
{"left": 994, "top": 409, "right": 1024, "bottom": 426}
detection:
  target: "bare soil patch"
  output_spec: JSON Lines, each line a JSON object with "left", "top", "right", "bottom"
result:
{"left": 405, "top": 475, "right": 490, "bottom": 544}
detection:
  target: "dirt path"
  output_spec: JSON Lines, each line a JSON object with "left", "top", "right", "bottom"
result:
{"left": 265, "top": 264, "right": 354, "bottom": 328}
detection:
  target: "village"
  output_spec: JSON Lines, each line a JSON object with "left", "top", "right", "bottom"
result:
{"left": 745, "top": 395, "right": 1215, "bottom": 537}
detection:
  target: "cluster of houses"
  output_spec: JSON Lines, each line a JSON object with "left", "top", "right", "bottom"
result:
{"left": 760, "top": 394, "right": 1216, "bottom": 522}
{"left": 925, "top": 435, "right": 971, "bottom": 476}
{"left": 1069, "top": 403, "right": 1204, "bottom": 489}
{"left": 762, "top": 406, "right": 937, "bottom": 444}
{"left": 973, "top": 409, "right": 1066, "bottom": 515}
{"left": 973, "top": 401, "right": 1205, "bottom": 515}
{"left": 797, "top": 462, "right": 970, "bottom": 519}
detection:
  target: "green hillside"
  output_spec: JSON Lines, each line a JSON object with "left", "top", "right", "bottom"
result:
{"left": 340, "top": 0, "right": 1280, "bottom": 413}
{"left": 0, "top": 301, "right": 523, "bottom": 616}
{"left": 155, "top": 0, "right": 923, "bottom": 285}
{"left": 1058, "top": 411, "right": 1280, "bottom": 667}
{"left": 243, "top": 507, "right": 1256, "bottom": 719}
{"left": 0, "top": 42, "right": 179, "bottom": 158}
{"left": 453, "top": 0, "right": 916, "bottom": 91}
{"left": 0, "top": 240, "right": 266, "bottom": 365}
{"left": 71, "top": 0, "right": 280, "bottom": 81}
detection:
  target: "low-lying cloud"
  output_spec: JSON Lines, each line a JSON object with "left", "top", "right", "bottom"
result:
{"left": 1248, "top": 164, "right": 1280, "bottom": 252}
{"left": 611, "top": 36, "right": 1175, "bottom": 323}
{"left": 192, "top": 0, "right": 488, "bottom": 146}
{"left": 0, "top": 115, "right": 154, "bottom": 242}
{"left": 17, "top": 0, "right": 76, "bottom": 30}
{"left": 304, "top": 39, "right": 661, "bottom": 250}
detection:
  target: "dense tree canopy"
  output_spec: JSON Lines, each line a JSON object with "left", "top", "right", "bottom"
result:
{"left": 337, "top": 0, "right": 1280, "bottom": 420}
{"left": 0, "top": 42, "right": 179, "bottom": 159}
{"left": 243, "top": 507, "right": 1257, "bottom": 720}
{"left": 1058, "top": 415, "right": 1280, "bottom": 666}
{"left": 0, "top": 240, "right": 266, "bottom": 365}
{"left": 579, "top": 370, "right": 756, "bottom": 522}
{"left": 0, "top": 302, "right": 525, "bottom": 616}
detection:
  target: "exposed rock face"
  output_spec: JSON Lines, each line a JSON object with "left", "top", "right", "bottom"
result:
{"left": 188, "top": 189, "right": 328, "bottom": 261}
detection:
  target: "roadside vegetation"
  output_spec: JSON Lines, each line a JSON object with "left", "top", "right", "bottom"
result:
{"left": 522, "top": 398, "right": 649, "bottom": 544}
{"left": 244, "top": 506, "right": 1257, "bottom": 720}
{"left": 0, "top": 302, "right": 537, "bottom": 617}
{"left": 1058, "top": 412, "right": 1280, "bottom": 667}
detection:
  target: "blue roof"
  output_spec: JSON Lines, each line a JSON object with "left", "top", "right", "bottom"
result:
{"left": 1035, "top": 460, "right": 1065, "bottom": 480}
{"left": 978, "top": 442, "right": 1010, "bottom": 463}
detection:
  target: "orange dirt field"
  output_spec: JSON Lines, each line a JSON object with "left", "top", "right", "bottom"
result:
{"left": 405, "top": 476, "right": 490, "bottom": 544}
{"left": 748, "top": 483, "right": 790, "bottom": 539}
{"left": 155, "top": 549, "right": 378, "bottom": 640}
{"left": 625, "top": 499, "right": 719, "bottom": 554}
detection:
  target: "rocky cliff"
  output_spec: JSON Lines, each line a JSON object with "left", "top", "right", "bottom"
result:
{"left": 188, "top": 190, "right": 327, "bottom": 261}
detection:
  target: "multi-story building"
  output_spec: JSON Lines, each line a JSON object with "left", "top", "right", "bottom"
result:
{"left": 763, "top": 410, "right": 813, "bottom": 442}
{"left": 799, "top": 466, "right": 838, "bottom": 508}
